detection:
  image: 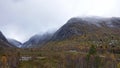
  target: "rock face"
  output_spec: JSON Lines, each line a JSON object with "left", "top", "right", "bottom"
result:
{"left": 22, "top": 17, "right": 120, "bottom": 48}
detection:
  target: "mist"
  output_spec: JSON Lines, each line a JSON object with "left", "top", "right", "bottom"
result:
{"left": 0, "top": 0, "right": 120, "bottom": 43}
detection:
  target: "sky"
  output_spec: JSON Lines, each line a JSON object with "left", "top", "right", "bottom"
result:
{"left": 0, "top": 0, "right": 120, "bottom": 43}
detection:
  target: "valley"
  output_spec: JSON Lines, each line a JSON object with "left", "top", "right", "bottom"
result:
{"left": 0, "top": 17, "right": 120, "bottom": 68}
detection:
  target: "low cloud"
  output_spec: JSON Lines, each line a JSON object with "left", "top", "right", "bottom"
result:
{"left": 0, "top": 0, "right": 120, "bottom": 42}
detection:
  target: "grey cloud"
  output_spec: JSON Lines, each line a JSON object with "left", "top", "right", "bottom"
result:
{"left": 0, "top": 0, "right": 120, "bottom": 42}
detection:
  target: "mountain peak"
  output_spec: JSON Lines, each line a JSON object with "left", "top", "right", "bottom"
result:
{"left": 51, "top": 17, "right": 120, "bottom": 41}
{"left": 67, "top": 17, "right": 120, "bottom": 27}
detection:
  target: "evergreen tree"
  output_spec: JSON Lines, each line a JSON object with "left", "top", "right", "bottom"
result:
{"left": 89, "top": 44, "right": 97, "bottom": 55}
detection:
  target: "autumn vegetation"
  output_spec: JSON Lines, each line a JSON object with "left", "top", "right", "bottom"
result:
{"left": 0, "top": 32, "right": 120, "bottom": 68}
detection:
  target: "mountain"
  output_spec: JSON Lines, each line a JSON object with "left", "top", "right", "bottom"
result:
{"left": 22, "top": 17, "right": 120, "bottom": 48}
{"left": 40, "top": 17, "right": 120, "bottom": 51}
{"left": 22, "top": 33, "right": 53, "bottom": 48}
{"left": 52, "top": 17, "right": 120, "bottom": 41}
{"left": 22, "top": 34, "right": 41, "bottom": 48}
{"left": 0, "top": 31, "right": 8, "bottom": 42}
{"left": 8, "top": 39, "right": 22, "bottom": 47}
{"left": 0, "top": 31, "right": 14, "bottom": 48}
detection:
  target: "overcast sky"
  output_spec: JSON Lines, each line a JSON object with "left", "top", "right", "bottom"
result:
{"left": 0, "top": 0, "right": 120, "bottom": 43}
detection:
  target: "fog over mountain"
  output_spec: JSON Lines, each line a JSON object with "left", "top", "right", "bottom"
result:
{"left": 22, "top": 32, "right": 53, "bottom": 48}
{"left": 48, "top": 17, "right": 120, "bottom": 41}
{"left": 0, "top": 0, "right": 120, "bottom": 42}
{"left": 7, "top": 39, "right": 22, "bottom": 47}
{"left": 22, "top": 17, "right": 120, "bottom": 48}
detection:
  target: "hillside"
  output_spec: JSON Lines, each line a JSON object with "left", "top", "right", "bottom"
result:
{"left": 0, "top": 31, "right": 14, "bottom": 48}
{"left": 40, "top": 17, "right": 120, "bottom": 51}
{"left": 0, "top": 17, "right": 120, "bottom": 68}
{"left": 22, "top": 33, "right": 53, "bottom": 48}
{"left": 52, "top": 17, "right": 120, "bottom": 40}
{"left": 8, "top": 39, "right": 22, "bottom": 47}
{"left": 22, "top": 17, "right": 120, "bottom": 49}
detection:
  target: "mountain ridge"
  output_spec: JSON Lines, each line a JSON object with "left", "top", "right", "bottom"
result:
{"left": 7, "top": 39, "right": 22, "bottom": 47}
{"left": 20, "top": 17, "right": 120, "bottom": 48}
{"left": 0, "top": 31, "right": 15, "bottom": 48}
{"left": 22, "top": 33, "right": 53, "bottom": 48}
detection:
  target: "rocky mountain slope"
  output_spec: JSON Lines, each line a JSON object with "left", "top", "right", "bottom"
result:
{"left": 22, "top": 33, "right": 53, "bottom": 48}
{"left": 8, "top": 39, "right": 22, "bottom": 47}
{"left": 52, "top": 17, "right": 120, "bottom": 40}
{"left": 22, "top": 17, "right": 120, "bottom": 48}
{"left": 0, "top": 31, "right": 15, "bottom": 48}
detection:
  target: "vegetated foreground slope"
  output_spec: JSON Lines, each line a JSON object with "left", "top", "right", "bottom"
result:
{"left": 0, "top": 31, "right": 20, "bottom": 68}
